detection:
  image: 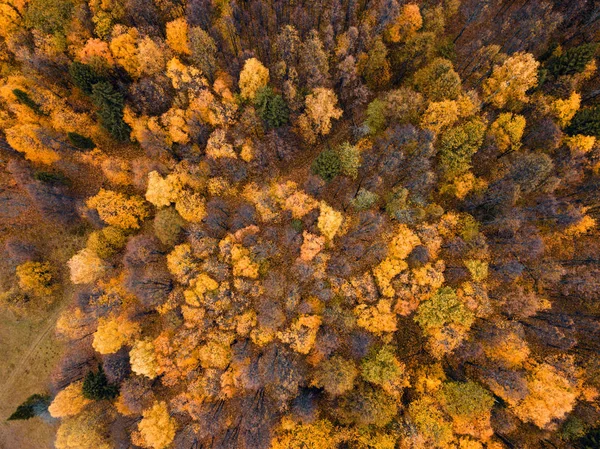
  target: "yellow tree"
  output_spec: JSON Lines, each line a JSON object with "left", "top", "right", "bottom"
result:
{"left": 512, "top": 362, "right": 578, "bottom": 428}
{"left": 271, "top": 418, "right": 338, "bottom": 449}
{"left": 386, "top": 4, "right": 423, "bottom": 43}
{"left": 483, "top": 52, "right": 539, "bottom": 108}
{"left": 239, "top": 57, "right": 269, "bottom": 100}
{"left": 166, "top": 17, "right": 190, "bottom": 55}
{"left": 55, "top": 409, "right": 112, "bottom": 449}
{"left": 297, "top": 88, "right": 343, "bottom": 143}
{"left": 549, "top": 91, "right": 580, "bottom": 127}
{"left": 16, "top": 261, "right": 55, "bottom": 297}
{"left": 48, "top": 382, "right": 92, "bottom": 418}
{"left": 488, "top": 112, "right": 526, "bottom": 151}
{"left": 133, "top": 401, "right": 177, "bottom": 449}
{"left": 93, "top": 315, "right": 141, "bottom": 354}
{"left": 110, "top": 27, "right": 140, "bottom": 78}
{"left": 86, "top": 189, "right": 149, "bottom": 229}
{"left": 130, "top": 339, "right": 160, "bottom": 379}
{"left": 5, "top": 124, "right": 60, "bottom": 165}
{"left": 68, "top": 249, "right": 108, "bottom": 284}
{"left": 317, "top": 202, "right": 344, "bottom": 241}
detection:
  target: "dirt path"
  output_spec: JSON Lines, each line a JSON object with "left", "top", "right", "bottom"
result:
{"left": 0, "top": 308, "right": 62, "bottom": 403}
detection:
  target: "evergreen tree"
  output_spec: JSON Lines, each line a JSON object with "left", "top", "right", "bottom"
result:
{"left": 67, "top": 132, "right": 96, "bottom": 150}
{"left": 69, "top": 62, "right": 104, "bottom": 95}
{"left": 547, "top": 43, "right": 598, "bottom": 77}
{"left": 82, "top": 365, "right": 119, "bottom": 401}
{"left": 12, "top": 89, "right": 43, "bottom": 115}
{"left": 566, "top": 105, "right": 600, "bottom": 137}
{"left": 254, "top": 86, "right": 289, "bottom": 128}
{"left": 7, "top": 394, "right": 51, "bottom": 421}
{"left": 91, "top": 82, "right": 131, "bottom": 141}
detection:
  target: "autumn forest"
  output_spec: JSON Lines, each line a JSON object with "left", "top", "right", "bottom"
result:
{"left": 1, "top": 0, "right": 600, "bottom": 448}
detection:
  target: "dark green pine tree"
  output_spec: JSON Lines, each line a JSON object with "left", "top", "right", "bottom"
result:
{"left": 12, "top": 89, "right": 43, "bottom": 115}
{"left": 91, "top": 82, "right": 132, "bottom": 141}
{"left": 254, "top": 86, "right": 290, "bottom": 128}
{"left": 69, "top": 62, "right": 104, "bottom": 95}
{"left": 312, "top": 149, "right": 342, "bottom": 182}
{"left": 67, "top": 132, "right": 96, "bottom": 150}
{"left": 566, "top": 105, "right": 600, "bottom": 137}
{"left": 82, "top": 365, "right": 119, "bottom": 401}
{"left": 7, "top": 394, "right": 51, "bottom": 421}
{"left": 547, "top": 43, "right": 598, "bottom": 77}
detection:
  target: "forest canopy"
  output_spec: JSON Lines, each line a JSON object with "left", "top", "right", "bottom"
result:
{"left": 1, "top": 0, "right": 600, "bottom": 449}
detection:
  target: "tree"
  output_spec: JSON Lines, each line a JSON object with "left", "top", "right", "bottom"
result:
{"left": 549, "top": 92, "right": 580, "bottom": 127}
{"left": 312, "top": 149, "right": 341, "bottom": 181}
{"left": 489, "top": 112, "right": 526, "bottom": 151}
{"left": 438, "top": 119, "right": 486, "bottom": 180}
{"left": 82, "top": 365, "right": 119, "bottom": 400}
{"left": 48, "top": 382, "right": 91, "bottom": 418}
{"left": 134, "top": 401, "right": 177, "bottom": 449}
{"left": 566, "top": 105, "right": 600, "bottom": 137}
{"left": 67, "top": 132, "right": 95, "bottom": 150}
{"left": 271, "top": 419, "right": 338, "bottom": 449}
{"left": 86, "top": 226, "right": 126, "bottom": 259}
{"left": 154, "top": 208, "right": 185, "bottom": 246}
{"left": 386, "top": 3, "right": 423, "bottom": 43}
{"left": 24, "top": 0, "right": 73, "bottom": 34}
{"left": 12, "top": 89, "right": 43, "bottom": 115}
{"left": 93, "top": 315, "right": 141, "bottom": 355}
{"left": 189, "top": 26, "right": 217, "bottom": 81}
{"left": 483, "top": 52, "right": 539, "bottom": 108}
{"left": 8, "top": 394, "right": 51, "bottom": 421}
{"left": 69, "top": 62, "right": 104, "bottom": 95}
{"left": 361, "top": 37, "right": 391, "bottom": 89}
{"left": 55, "top": 409, "right": 112, "bottom": 449}
{"left": 87, "top": 189, "right": 149, "bottom": 229}
{"left": 16, "top": 261, "right": 55, "bottom": 297}
{"left": 336, "top": 385, "right": 398, "bottom": 427}
{"left": 361, "top": 346, "right": 406, "bottom": 391}
{"left": 338, "top": 142, "right": 361, "bottom": 178}
{"left": 68, "top": 249, "right": 108, "bottom": 284}
{"left": 318, "top": 202, "right": 344, "bottom": 241}
{"left": 239, "top": 58, "right": 269, "bottom": 101}
{"left": 512, "top": 362, "right": 578, "bottom": 429}
{"left": 166, "top": 17, "right": 190, "bottom": 55}
{"left": 91, "top": 82, "right": 132, "bottom": 141}
{"left": 297, "top": 88, "right": 343, "bottom": 143}
{"left": 413, "top": 58, "right": 462, "bottom": 101}
{"left": 312, "top": 356, "right": 358, "bottom": 396}
{"left": 547, "top": 43, "right": 598, "bottom": 77}
{"left": 129, "top": 339, "right": 159, "bottom": 379}
{"left": 254, "top": 86, "right": 289, "bottom": 128}
{"left": 415, "top": 287, "right": 474, "bottom": 334}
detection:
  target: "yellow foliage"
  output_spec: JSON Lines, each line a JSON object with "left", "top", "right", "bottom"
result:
{"left": 239, "top": 57, "right": 269, "bottom": 100}
{"left": 135, "top": 402, "right": 177, "bottom": 449}
{"left": 5, "top": 124, "right": 60, "bottom": 164}
{"left": 271, "top": 418, "right": 338, "bottom": 449}
{"left": 145, "top": 171, "right": 182, "bottom": 208}
{"left": 87, "top": 189, "right": 149, "bottom": 229}
{"left": 198, "top": 341, "right": 232, "bottom": 369}
{"left": 564, "top": 214, "right": 596, "bottom": 237}
{"left": 298, "top": 88, "right": 343, "bottom": 143}
{"left": 483, "top": 52, "right": 539, "bottom": 108}
{"left": 137, "top": 36, "right": 167, "bottom": 76}
{"left": 130, "top": 339, "right": 160, "bottom": 379}
{"left": 55, "top": 410, "right": 112, "bottom": 449}
{"left": 166, "top": 57, "right": 206, "bottom": 91}
{"left": 161, "top": 107, "right": 190, "bottom": 144}
{"left": 166, "top": 18, "right": 190, "bottom": 55}
{"left": 278, "top": 315, "right": 322, "bottom": 354}
{"left": 550, "top": 92, "right": 580, "bottom": 127}
{"left": 284, "top": 190, "right": 319, "bottom": 218}
{"left": 231, "top": 244, "right": 259, "bottom": 278}
{"left": 317, "top": 202, "right": 344, "bottom": 241}
{"left": 513, "top": 363, "right": 578, "bottom": 428}
{"left": 49, "top": 382, "right": 91, "bottom": 418}
{"left": 175, "top": 190, "right": 207, "bottom": 223}
{"left": 565, "top": 134, "right": 595, "bottom": 155}
{"left": 184, "top": 273, "right": 219, "bottom": 306}
{"left": 420, "top": 100, "right": 460, "bottom": 133}
{"left": 389, "top": 224, "right": 421, "bottom": 259}
{"left": 93, "top": 315, "right": 141, "bottom": 354}
{"left": 489, "top": 112, "right": 526, "bottom": 151}
{"left": 373, "top": 257, "right": 408, "bottom": 298}
{"left": 355, "top": 299, "right": 397, "bottom": 334}
{"left": 110, "top": 28, "right": 140, "bottom": 78}
{"left": 16, "top": 261, "right": 55, "bottom": 297}
{"left": 386, "top": 4, "right": 423, "bottom": 43}
{"left": 68, "top": 249, "right": 108, "bottom": 284}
